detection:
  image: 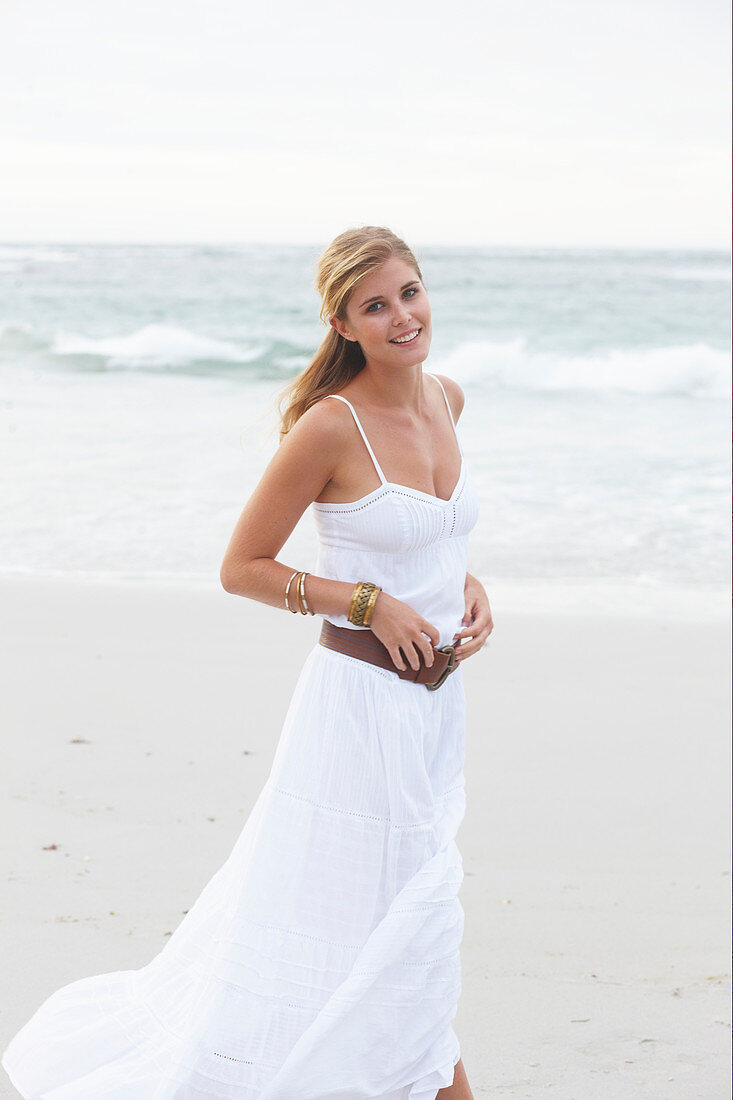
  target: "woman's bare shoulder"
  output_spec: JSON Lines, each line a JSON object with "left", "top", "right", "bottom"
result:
{"left": 282, "top": 392, "right": 356, "bottom": 456}
{"left": 429, "top": 373, "right": 466, "bottom": 422}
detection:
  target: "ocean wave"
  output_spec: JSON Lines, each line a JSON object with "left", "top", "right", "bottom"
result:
{"left": 1, "top": 320, "right": 728, "bottom": 398}
{"left": 435, "top": 338, "right": 729, "bottom": 398}
{"left": 51, "top": 324, "right": 266, "bottom": 370}
{"left": 0, "top": 321, "right": 311, "bottom": 377}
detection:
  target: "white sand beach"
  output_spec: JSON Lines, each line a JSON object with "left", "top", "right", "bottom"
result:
{"left": 0, "top": 575, "right": 730, "bottom": 1099}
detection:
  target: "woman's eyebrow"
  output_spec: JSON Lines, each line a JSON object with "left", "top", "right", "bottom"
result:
{"left": 360, "top": 280, "right": 418, "bottom": 307}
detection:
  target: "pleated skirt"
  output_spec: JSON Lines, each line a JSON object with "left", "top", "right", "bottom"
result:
{"left": 2, "top": 642, "right": 467, "bottom": 1099}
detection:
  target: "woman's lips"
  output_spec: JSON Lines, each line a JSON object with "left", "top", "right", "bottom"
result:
{"left": 389, "top": 327, "right": 421, "bottom": 345}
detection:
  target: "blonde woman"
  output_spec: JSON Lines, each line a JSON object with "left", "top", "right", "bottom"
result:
{"left": 3, "top": 226, "right": 493, "bottom": 1099}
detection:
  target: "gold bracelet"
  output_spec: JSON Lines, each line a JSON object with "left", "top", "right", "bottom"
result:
{"left": 348, "top": 581, "right": 380, "bottom": 627}
{"left": 297, "top": 571, "right": 313, "bottom": 615}
{"left": 284, "top": 570, "right": 301, "bottom": 613}
{"left": 347, "top": 581, "right": 363, "bottom": 624}
{"left": 362, "top": 585, "right": 381, "bottom": 627}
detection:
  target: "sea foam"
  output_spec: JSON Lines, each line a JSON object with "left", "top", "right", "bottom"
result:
{"left": 436, "top": 338, "right": 729, "bottom": 399}
{"left": 52, "top": 324, "right": 265, "bottom": 370}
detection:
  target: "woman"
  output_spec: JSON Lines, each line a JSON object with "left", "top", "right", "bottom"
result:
{"left": 2, "top": 226, "right": 492, "bottom": 1099}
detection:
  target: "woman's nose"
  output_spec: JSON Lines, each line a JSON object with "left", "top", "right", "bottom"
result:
{"left": 392, "top": 301, "right": 412, "bottom": 324}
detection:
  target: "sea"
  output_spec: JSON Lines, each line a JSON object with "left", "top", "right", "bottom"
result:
{"left": 1, "top": 243, "right": 730, "bottom": 618}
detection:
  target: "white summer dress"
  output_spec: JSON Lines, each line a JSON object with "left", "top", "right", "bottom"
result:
{"left": 2, "top": 373, "right": 480, "bottom": 1100}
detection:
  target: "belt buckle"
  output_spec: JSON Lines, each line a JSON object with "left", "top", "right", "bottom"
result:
{"left": 425, "top": 643, "right": 457, "bottom": 691}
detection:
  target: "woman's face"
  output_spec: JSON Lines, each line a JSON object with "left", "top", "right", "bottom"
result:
{"left": 331, "top": 256, "right": 432, "bottom": 369}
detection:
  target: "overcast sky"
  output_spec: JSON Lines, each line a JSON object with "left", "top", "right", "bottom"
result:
{"left": 1, "top": 0, "right": 729, "bottom": 247}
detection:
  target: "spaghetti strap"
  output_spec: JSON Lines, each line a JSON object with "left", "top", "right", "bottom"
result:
{"left": 426, "top": 373, "right": 464, "bottom": 457}
{"left": 323, "top": 394, "right": 388, "bottom": 485}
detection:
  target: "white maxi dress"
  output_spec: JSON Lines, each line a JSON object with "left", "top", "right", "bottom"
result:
{"left": 2, "top": 373, "right": 480, "bottom": 1100}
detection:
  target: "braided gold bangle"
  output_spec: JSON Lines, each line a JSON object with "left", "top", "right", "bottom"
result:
{"left": 284, "top": 570, "right": 301, "bottom": 613}
{"left": 362, "top": 584, "right": 382, "bottom": 627}
{"left": 348, "top": 581, "right": 380, "bottom": 627}
{"left": 347, "top": 582, "right": 363, "bottom": 624}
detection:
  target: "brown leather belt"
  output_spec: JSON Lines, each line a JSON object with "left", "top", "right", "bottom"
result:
{"left": 319, "top": 619, "right": 459, "bottom": 690}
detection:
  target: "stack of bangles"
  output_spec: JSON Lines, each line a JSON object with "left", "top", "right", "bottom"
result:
{"left": 283, "top": 570, "right": 314, "bottom": 615}
{"left": 283, "top": 572, "right": 382, "bottom": 627}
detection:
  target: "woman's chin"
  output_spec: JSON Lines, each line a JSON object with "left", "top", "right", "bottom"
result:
{"left": 392, "top": 337, "right": 432, "bottom": 366}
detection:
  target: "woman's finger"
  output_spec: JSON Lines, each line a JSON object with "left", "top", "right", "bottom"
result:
{"left": 453, "top": 614, "right": 491, "bottom": 642}
{"left": 455, "top": 628, "right": 492, "bottom": 660}
{"left": 417, "top": 635, "right": 435, "bottom": 668}
{"left": 387, "top": 644, "right": 407, "bottom": 671}
{"left": 419, "top": 619, "right": 441, "bottom": 647}
{"left": 398, "top": 641, "right": 423, "bottom": 672}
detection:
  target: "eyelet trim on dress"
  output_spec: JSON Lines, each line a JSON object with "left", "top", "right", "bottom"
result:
{"left": 312, "top": 491, "right": 388, "bottom": 515}
{"left": 447, "top": 480, "right": 467, "bottom": 537}
{"left": 400, "top": 949, "right": 461, "bottom": 968}
{"left": 313, "top": 486, "right": 455, "bottom": 515}
{"left": 391, "top": 901, "right": 458, "bottom": 914}
{"left": 437, "top": 782, "right": 465, "bottom": 799}
{"left": 211, "top": 1049, "right": 283, "bottom": 1071}
{"left": 312, "top": 476, "right": 470, "bottom": 546}
{"left": 312, "top": 467, "right": 466, "bottom": 516}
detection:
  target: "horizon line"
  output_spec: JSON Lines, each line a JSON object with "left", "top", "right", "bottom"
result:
{"left": 0, "top": 239, "right": 730, "bottom": 255}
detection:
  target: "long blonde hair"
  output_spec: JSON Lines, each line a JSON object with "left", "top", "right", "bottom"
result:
{"left": 276, "top": 226, "right": 425, "bottom": 439}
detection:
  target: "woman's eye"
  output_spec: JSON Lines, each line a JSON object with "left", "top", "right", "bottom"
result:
{"left": 366, "top": 287, "right": 419, "bottom": 313}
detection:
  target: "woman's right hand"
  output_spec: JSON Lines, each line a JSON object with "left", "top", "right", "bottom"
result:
{"left": 367, "top": 592, "right": 440, "bottom": 671}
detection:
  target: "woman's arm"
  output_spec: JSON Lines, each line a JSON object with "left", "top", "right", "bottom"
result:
{"left": 220, "top": 400, "right": 355, "bottom": 619}
{"left": 453, "top": 572, "right": 493, "bottom": 661}
{"left": 219, "top": 400, "right": 441, "bottom": 671}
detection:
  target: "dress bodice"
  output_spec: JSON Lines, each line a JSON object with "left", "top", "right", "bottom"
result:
{"left": 311, "top": 374, "right": 480, "bottom": 648}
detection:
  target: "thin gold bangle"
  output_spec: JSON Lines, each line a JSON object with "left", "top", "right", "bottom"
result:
{"left": 284, "top": 570, "right": 301, "bottom": 613}
{"left": 297, "top": 571, "right": 311, "bottom": 615}
{"left": 303, "top": 573, "right": 315, "bottom": 615}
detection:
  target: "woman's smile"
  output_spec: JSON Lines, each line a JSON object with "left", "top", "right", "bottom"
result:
{"left": 390, "top": 327, "right": 422, "bottom": 345}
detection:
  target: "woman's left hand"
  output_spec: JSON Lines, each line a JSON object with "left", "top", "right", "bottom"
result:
{"left": 452, "top": 574, "right": 493, "bottom": 661}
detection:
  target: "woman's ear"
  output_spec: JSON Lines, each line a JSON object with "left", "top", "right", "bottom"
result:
{"left": 330, "top": 317, "right": 354, "bottom": 342}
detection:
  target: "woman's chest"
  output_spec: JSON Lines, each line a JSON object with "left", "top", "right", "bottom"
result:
{"left": 312, "top": 463, "right": 479, "bottom": 556}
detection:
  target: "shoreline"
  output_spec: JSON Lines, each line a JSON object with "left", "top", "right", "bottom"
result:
{"left": 0, "top": 575, "right": 730, "bottom": 1097}
{"left": 0, "top": 570, "right": 728, "bottom": 622}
